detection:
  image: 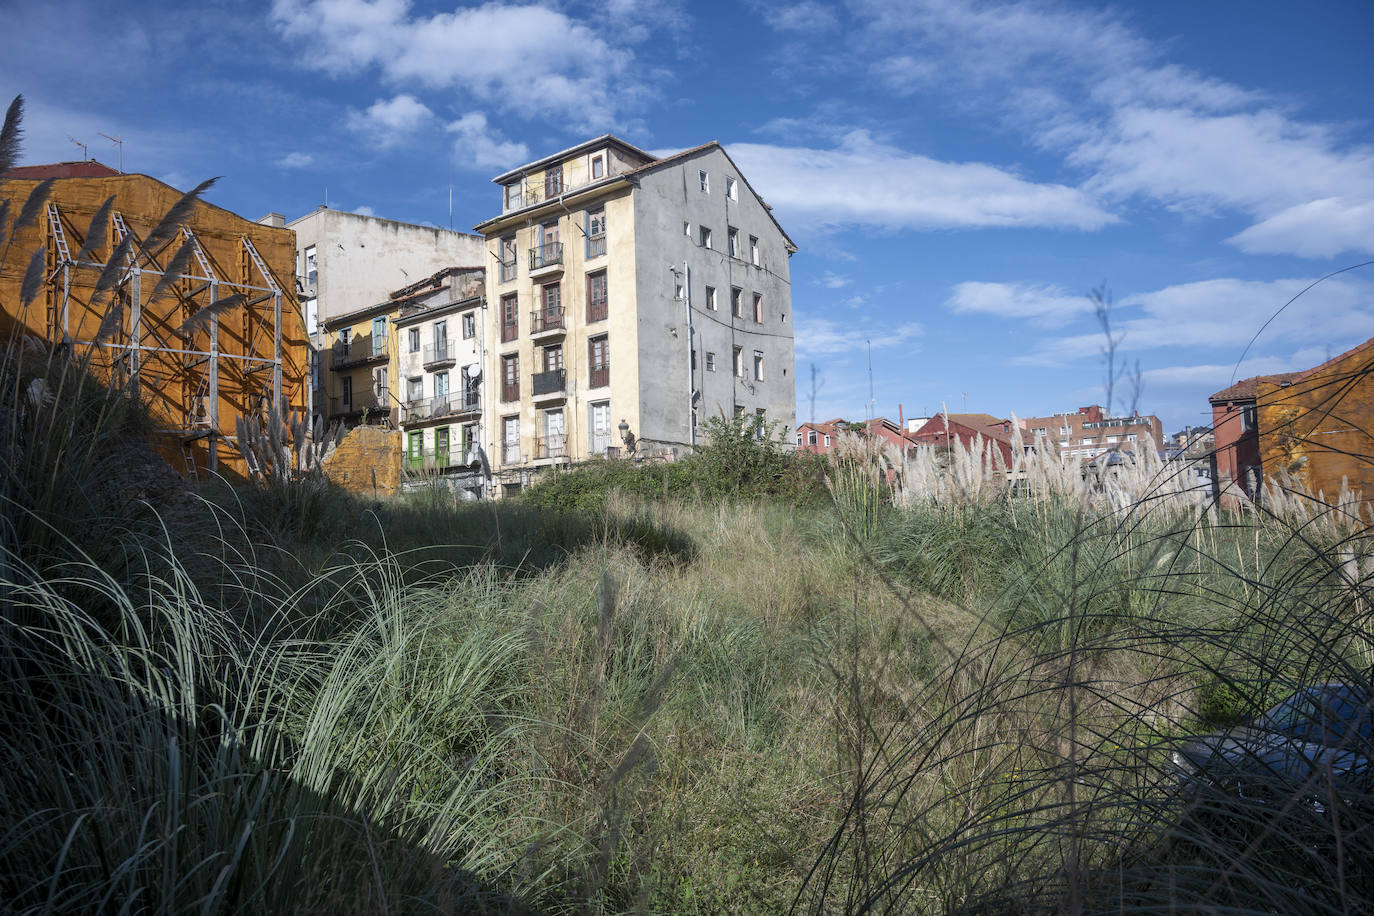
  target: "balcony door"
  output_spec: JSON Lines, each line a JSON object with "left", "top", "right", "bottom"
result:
{"left": 590, "top": 400, "right": 611, "bottom": 455}
{"left": 544, "top": 408, "right": 566, "bottom": 458}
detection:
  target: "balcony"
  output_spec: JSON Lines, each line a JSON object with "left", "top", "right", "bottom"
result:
{"left": 498, "top": 258, "right": 517, "bottom": 283}
{"left": 589, "top": 362, "right": 609, "bottom": 389}
{"left": 404, "top": 447, "right": 480, "bottom": 474}
{"left": 531, "top": 368, "right": 566, "bottom": 402}
{"left": 401, "top": 392, "right": 480, "bottom": 424}
{"left": 530, "top": 306, "right": 566, "bottom": 339}
{"left": 423, "top": 340, "right": 457, "bottom": 369}
{"left": 330, "top": 333, "right": 388, "bottom": 370}
{"left": 586, "top": 234, "right": 607, "bottom": 259}
{"left": 590, "top": 433, "right": 620, "bottom": 459}
{"left": 536, "top": 434, "right": 568, "bottom": 460}
{"left": 586, "top": 295, "right": 608, "bottom": 323}
{"left": 528, "top": 241, "right": 563, "bottom": 277}
{"left": 329, "top": 391, "right": 387, "bottom": 417}
{"left": 502, "top": 442, "right": 521, "bottom": 465}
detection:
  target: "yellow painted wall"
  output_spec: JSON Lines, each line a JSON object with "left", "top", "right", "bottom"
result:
{"left": 0, "top": 174, "right": 308, "bottom": 480}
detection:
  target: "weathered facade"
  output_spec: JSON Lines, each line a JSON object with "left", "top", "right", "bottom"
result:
{"left": 473, "top": 136, "right": 798, "bottom": 494}
{"left": 1208, "top": 373, "right": 1298, "bottom": 495}
{"left": 1255, "top": 338, "right": 1374, "bottom": 503}
{"left": 2, "top": 166, "right": 308, "bottom": 479}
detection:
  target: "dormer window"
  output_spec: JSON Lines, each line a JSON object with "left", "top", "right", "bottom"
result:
{"left": 591, "top": 154, "right": 604, "bottom": 179}
{"left": 505, "top": 183, "right": 523, "bottom": 210}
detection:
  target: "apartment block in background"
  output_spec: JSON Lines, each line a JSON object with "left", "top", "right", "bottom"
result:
{"left": 1019, "top": 405, "right": 1163, "bottom": 461}
{"left": 474, "top": 136, "right": 797, "bottom": 494}
{"left": 394, "top": 268, "right": 487, "bottom": 496}
{"left": 261, "top": 207, "right": 485, "bottom": 423}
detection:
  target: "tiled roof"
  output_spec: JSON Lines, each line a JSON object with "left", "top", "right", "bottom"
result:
{"left": 4, "top": 160, "right": 121, "bottom": 179}
{"left": 1208, "top": 372, "right": 1301, "bottom": 403}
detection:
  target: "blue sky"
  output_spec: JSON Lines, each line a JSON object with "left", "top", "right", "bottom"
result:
{"left": 6, "top": 0, "right": 1374, "bottom": 433}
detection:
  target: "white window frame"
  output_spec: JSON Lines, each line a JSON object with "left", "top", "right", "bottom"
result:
{"left": 726, "top": 177, "right": 738, "bottom": 200}
{"left": 698, "top": 169, "right": 709, "bottom": 192}
{"left": 705, "top": 351, "right": 716, "bottom": 372}
{"left": 699, "top": 226, "right": 712, "bottom": 249}
{"left": 705, "top": 285, "right": 716, "bottom": 310}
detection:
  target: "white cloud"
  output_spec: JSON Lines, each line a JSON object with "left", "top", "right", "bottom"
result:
{"left": 767, "top": 0, "right": 838, "bottom": 32}
{"left": 795, "top": 316, "right": 923, "bottom": 358}
{"left": 346, "top": 94, "right": 434, "bottom": 146}
{"left": 351, "top": 205, "right": 376, "bottom": 217}
{"left": 272, "top": 0, "right": 644, "bottom": 128}
{"left": 840, "top": 0, "right": 1374, "bottom": 259}
{"left": 945, "top": 281, "right": 1091, "bottom": 327}
{"left": 1229, "top": 198, "right": 1374, "bottom": 259}
{"left": 447, "top": 112, "right": 528, "bottom": 171}
{"left": 1014, "top": 276, "right": 1374, "bottom": 365}
{"left": 277, "top": 151, "right": 313, "bottom": 169}
{"left": 816, "top": 272, "right": 850, "bottom": 289}
{"left": 728, "top": 131, "right": 1116, "bottom": 232}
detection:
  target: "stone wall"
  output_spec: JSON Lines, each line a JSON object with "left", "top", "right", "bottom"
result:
{"left": 322, "top": 426, "right": 402, "bottom": 495}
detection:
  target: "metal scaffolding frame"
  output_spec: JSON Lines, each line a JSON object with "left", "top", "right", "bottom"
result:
{"left": 43, "top": 201, "right": 288, "bottom": 477}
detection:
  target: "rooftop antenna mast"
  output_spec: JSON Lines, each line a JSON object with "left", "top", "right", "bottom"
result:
{"left": 98, "top": 132, "right": 123, "bottom": 172}
{"left": 67, "top": 136, "right": 87, "bottom": 161}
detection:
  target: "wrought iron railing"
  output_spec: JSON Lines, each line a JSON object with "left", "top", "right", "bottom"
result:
{"left": 531, "top": 307, "right": 565, "bottom": 334}
{"left": 531, "top": 368, "right": 566, "bottom": 397}
{"left": 536, "top": 435, "right": 567, "bottom": 459}
{"left": 529, "top": 241, "right": 563, "bottom": 271}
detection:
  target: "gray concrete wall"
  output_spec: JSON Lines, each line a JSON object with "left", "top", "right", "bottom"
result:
{"left": 633, "top": 147, "right": 797, "bottom": 450}
{"left": 289, "top": 208, "right": 486, "bottom": 326}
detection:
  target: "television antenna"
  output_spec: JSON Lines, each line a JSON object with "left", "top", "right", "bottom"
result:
{"left": 98, "top": 132, "right": 123, "bottom": 172}
{"left": 67, "top": 136, "right": 87, "bottom": 160}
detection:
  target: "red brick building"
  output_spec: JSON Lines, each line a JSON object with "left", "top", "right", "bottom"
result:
{"left": 796, "top": 417, "right": 916, "bottom": 456}
{"left": 1019, "top": 405, "right": 1163, "bottom": 462}
{"left": 1209, "top": 374, "right": 1298, "bottom": 495}
{"left": 908, "top": 412, "right": 1016, "bottom": 465}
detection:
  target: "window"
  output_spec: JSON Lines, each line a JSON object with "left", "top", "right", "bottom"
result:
{"left": 753, "top": 349, "right": 764, "bottom": 381}
{"left": 407, "top": 431, "right": 423, "bottom": 469}
{"left": 726, "top": 177, "right": 738, "bottom": 200}
{"left": 705, "top": 351, "right": 716, "bottom": 372}
{"left": 462, "top": 312, "right": 475, "bottom": 339}
{"left": 796, "top": 432, "right": 802, "bottom": 446}
{"left": 505, "top": 183, "right": 524, "bottom": 210}
{"left": 590, "top": 154, "right": 604, "bottom": 179}
{"left": 432, "top": 320, "right": 446, "bottom": 350}
{"left": 704, "top": 285, "right": 717, "bottom": 310}
{"left": 699, "top": 226, "right": 712, "bottom": 249}
{"left": 374, "top": 367, "right": 388, "bottom": 404}
{"left": 589, "top": 334, "right": 609, "bottom": 387}
{"left": 683, "top": 220, "right": 691, "bottom": 237}
{"left": 501, "top": 293, "right": 518, "bottom": 342}
{"left": 587, "top": 271, "right": 608, "bottom": 322}
{"left": 341, "top": 375, "right": 353, "bottom": 409}
{"left": 590, "top": 401, "right": 612, "bottom": 455}
{"left": 434, "top": 370, "right": 449, "bottom": 402}
{"left": 749, "top": 236, "right": 759, "bottom": 266}
{"left": 824, "top": 435, "right": 831, "bottom": 447}
{"left": 586, "top": 207, "right": 606, "bottom": 258}
{"left": 303, "top": 246, "right": 317, "bottom": 286}
{"left": 372, "top": 316, "right": 387, "bottom": 355}
{"left": 408, "top": 328, "right": 420, "bottom": 352}
{"left": 435, "top": 427, "right": 450, "bottom": 466}
{"left": 698, "top": 169, "right": 709, "bottom": 192}
{"left": 734, "top": 404, "right": 745, "bottom": 418}
{"left": 501, "top": 354, "right": 519, "bottom": 402}
{"left": 499, "top": 236, "right": 517, "bottom": 282}
{"left": 462, "top": 422, "right": 477, "bottom": 455}
{"left": 731, "top": 287, "right": 743, "bottom": 318}
{"left": 407, "top": 376, "right": 423, "bottom": 402}
{"left": 544, "top": 164, "right": 563, "bottom": 197}
{"left": 541, "top": 408, "right": 566, "bottom": 457}
{"left": 502, "top": 415, "right": 520, "bottom": 464}
{"left": 752, "top": 293, "right": 763, "bottom": 323}
{"left": 755, "top": 408, "right": 767, "bottom": 437}
{"left": 728, "top": 226, "right": 739, "bottom": 258}
{"left": 733, "top": 346, "right": 744, "bottom": 377}
{"left": 543, "top": 344, "right": 563, "bottom": 373}
{"left": 540, "top": 283, "right": 562, "bottom": 325}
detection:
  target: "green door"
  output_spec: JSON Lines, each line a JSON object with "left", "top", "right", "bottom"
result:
{"left": 435, "top": 427, "right": 450, "bottom": 469}
{"left": 407, "top": 431, "right": 424, "bottom": 471}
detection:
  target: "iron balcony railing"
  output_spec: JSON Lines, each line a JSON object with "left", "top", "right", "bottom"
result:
{"left": 329, "top": 392, "right": 386, "bottom": 416}
{"left": 529, "top": 241, "right": 563, "bottom": 271}
{"left": 330, "top": 332, "right": 388, "bottom": 369}
{"left": 502, "top": 442, "right": 521, "bottom": 465}
{"left": 404, "top": 447, "right": 480, "bottom": 472}
{"left": 536, "top": 435, "right": 568, "bottom": 460}
{"left": 402, "top": 392, "right": 480, "bottom": 423}
{"left": 587, "top": 234, "right": 607, "bottom": 258}
{"left": 422, "top": 341, "right": 456, "bottom": 367}
{"left": 531, "top": 307, "right": 565, "bottom": 334}
{"left": 590, "top": 433, "right": 614, "bottom": 457}
{"left": 498, "top": 258, "right": 517, "bottom": 283}
{"left": 531, "top": 368, "right": 566, "bottom": 397}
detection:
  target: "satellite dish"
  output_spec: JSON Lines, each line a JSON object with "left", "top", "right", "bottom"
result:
{"left": 464, "top": 363, "right": 482, "bottom": 379}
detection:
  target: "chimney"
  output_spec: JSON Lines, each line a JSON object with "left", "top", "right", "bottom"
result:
{"left": 257, "top": 212, "right": 287, "bottom": 228}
